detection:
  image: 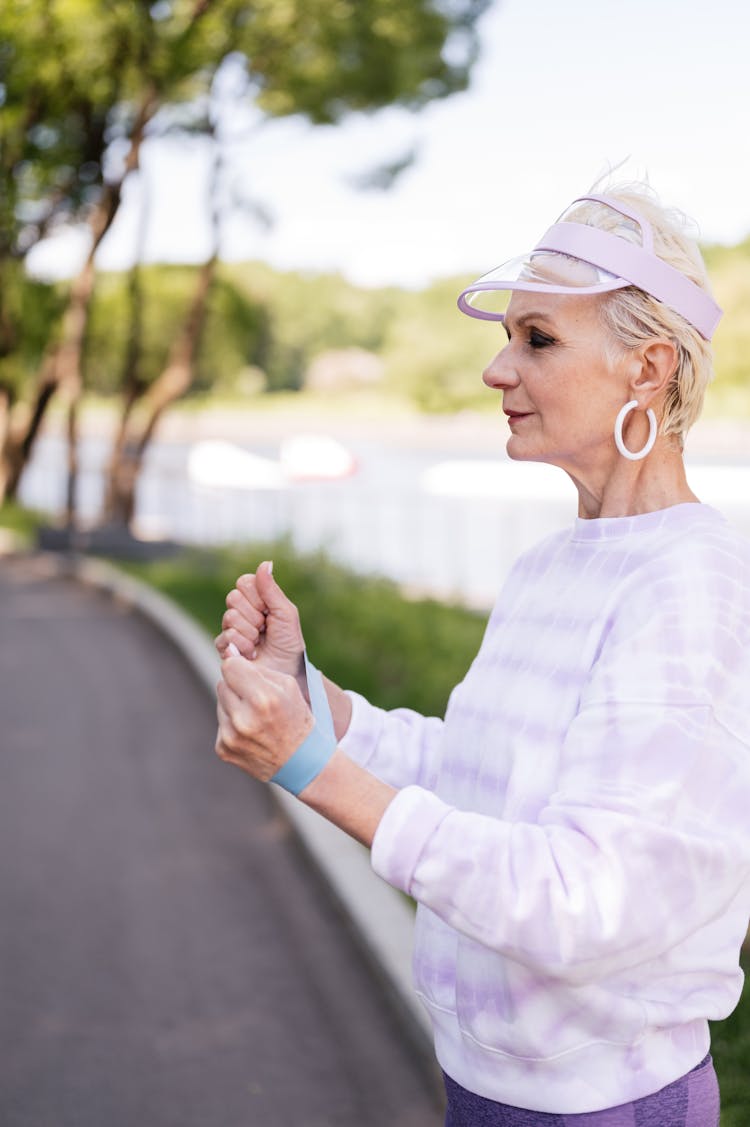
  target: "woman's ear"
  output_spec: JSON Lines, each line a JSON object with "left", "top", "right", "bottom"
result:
{"left": 629, "top": 339, "right": 678, "bottom": 404}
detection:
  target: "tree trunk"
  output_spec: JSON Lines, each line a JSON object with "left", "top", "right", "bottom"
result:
{"left": 0, "top": 386, "right": 11, "bottom": 500}
{"left": 101, "top": 173, "right": 149, "bottom": 526}
{"left": 0, "top": 86, "right": 158, "bottom": 507}
{"left": 64, "top": 398, "right": 82, "bottom": 527}
{"left": 102, "top": 122, "right": 221, "bottom": 531}
{"left": 2, "top": 377, "right": 57, "bottom": 500}
{"left": 103, "top": 254, "right": 217, "bottom": 528}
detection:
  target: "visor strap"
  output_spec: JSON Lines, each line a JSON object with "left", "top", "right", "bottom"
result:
{"left": 568, "top": 194, "right": 655, "bottom": 251}
{"left": 535, "top": 222, "right": 721, "bottom": 340}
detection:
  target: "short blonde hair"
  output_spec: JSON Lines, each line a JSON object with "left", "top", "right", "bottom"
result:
{"left": 567, "top": 184, "right": 715, "bottom": 447}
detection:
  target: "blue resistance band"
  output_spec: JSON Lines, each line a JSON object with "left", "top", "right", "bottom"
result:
{"left": 270, "top": 653, "right": 336, "bottom": 795}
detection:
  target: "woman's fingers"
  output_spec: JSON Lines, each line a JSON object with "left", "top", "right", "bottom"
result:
{"left": 235, "top": 570, "right": 270, "bottom": 614}
{"left": 222, "top": 607, "right": 262, "bottom": 644}
{"left": 215, "top": 563, "right": 304, "bottom": 676}
{"left": 219, "top": 658, "right": 293, "bottom": 726}
{"left": 216, "top": 589, "right": 268, "bottom": 658}
{"left": 225, "top": 588, "right": 267, "bottom": 630}
{"left": 216, "top": 673, "right": 240, "bottom": 710}
{"left": 221, "top": 654, "right": 282, "bottom": 696}
{"left": 215, "top": 626, "right": 257, "bottom": 660}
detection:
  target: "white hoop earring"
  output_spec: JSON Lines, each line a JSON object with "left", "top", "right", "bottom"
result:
{"left": 614, "top": 400, "right": 657, "bottom": 461}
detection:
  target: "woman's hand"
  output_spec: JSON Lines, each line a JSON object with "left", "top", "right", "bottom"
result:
{"left": 215, "top": 561, "right": 305, "bottom": 679}
{"left": 216, "top": 655, "right": 313, "bottom": 781}
{"left": 216, "top": 653, "right": 395, "bottom": 846}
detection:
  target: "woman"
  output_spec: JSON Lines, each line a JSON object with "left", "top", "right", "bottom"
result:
{"left": 214, "top": 184, "right": 750, "bottom": 1125}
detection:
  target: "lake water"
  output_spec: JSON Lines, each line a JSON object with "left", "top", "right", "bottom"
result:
{"left": 20, "top": 431, "right": 750, "bottom": 610}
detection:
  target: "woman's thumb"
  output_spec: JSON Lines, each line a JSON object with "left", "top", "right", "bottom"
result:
{"left": 256, "top": 560, "right": 289, "bottom": 611}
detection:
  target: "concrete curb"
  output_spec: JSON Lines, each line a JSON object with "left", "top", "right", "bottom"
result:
{"left": 43, "top": 551, "right": 433, "bottom": 1062}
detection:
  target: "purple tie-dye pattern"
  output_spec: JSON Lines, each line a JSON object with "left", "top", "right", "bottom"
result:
{"left": 340, "top": 503, "right": 750, "bottom": 1115}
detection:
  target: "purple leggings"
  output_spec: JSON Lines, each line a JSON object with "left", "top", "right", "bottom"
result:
{"left": 443, "top": 1054, "right": 719, "bottom": 1127}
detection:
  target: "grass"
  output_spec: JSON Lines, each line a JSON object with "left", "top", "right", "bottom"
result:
{"left": 0, "top": 501, "right": 46, "bottom": 547}
{"left": 118, "top": 538, "right": 487, "bottom": 718}
{"left": 711, "top": 949, "right": 750, "bottom": 1125}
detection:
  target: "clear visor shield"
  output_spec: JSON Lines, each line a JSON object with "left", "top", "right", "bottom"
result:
{"left": 457, "top": 250, "right": 626, "bottom": 321}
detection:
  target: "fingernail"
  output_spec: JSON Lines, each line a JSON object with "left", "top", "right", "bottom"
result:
{"left": 227, "top": 642, "right": 240, "bottom": 657}
{"left": 267, "top": 560, "right": 274, "bottom": 576}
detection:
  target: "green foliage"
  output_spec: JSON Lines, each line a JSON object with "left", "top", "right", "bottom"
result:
{"left": 121, "top": 539, "right": 487, "bottom": 716}
{"left": 15, "top": 232, "right": 750, "bottom": 413}
{"left": 0, "top": 0, "right": 489, "bottom": 261}
{"left": 379, "top": 277, "right": 500, "bottom": 411}
{"left": 0, "top": 264, "right": 67, "bottom": 393}
{"left": 230, "top": 0, "right": 490, "bottom": 125}
{"left": 85, "top": 265, "right": 270, "bottom": 395}
{"left": 79, "top": 257, "right": 502, "bottom": 405}
{"left": 0, "top": 500, "right": 45, "bottom": 545}
{"left": 704, "top": 239, "right": 750, "bottom": 410}
{"left": 0, "top": 0, "right": 491, "bottom": 480}
{"left": 711, "top": 949, "right": 750, "bottom": 1126}
{"left": 225, "top": 261, "right": 401, "bottom": 391}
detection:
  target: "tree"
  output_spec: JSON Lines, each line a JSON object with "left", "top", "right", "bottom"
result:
{"left": 0, "top": 0, "right": 492, "bottom": 523}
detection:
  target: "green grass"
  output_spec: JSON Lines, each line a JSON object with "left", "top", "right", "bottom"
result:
{"left": 711, "top": 949, "right": 750, "bottom": 1125}
{"left": 0, "top": 500, "right": 46, "bottom": 546}
{"left": 118, "top": 539, "right": 488, "bottom": 718}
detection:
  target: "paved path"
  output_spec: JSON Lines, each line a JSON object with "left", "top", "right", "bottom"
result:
{"left": 0, "top": 556, "right": 443, "bottom": 1127}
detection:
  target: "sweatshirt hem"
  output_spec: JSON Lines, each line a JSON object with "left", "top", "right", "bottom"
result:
{"left": 427, "top": 1001, "right": 711, "bottom": 1114}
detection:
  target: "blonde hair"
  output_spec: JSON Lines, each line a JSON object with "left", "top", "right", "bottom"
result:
{"left": 566, "top": 183, "right": 715, "bottom": 447}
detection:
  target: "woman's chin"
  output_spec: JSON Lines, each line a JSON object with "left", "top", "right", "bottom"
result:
{"left": 506, "top": 441, "right": 563, "bottom": 470}
{"left": 506, "top": 437, "right": 540, "bottom": 463}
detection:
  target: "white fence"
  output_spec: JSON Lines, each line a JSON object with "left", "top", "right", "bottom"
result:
{"left": 20, "top": 433, "right": 750, "bottom": 610}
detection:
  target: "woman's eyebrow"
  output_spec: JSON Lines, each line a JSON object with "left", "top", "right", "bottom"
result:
{"left": 504, "top": 311, "right": 557, "bottom": 333}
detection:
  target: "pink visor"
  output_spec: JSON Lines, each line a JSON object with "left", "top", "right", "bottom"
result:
{"left": 457, "top": 194, "right": 722, "bottom": 341}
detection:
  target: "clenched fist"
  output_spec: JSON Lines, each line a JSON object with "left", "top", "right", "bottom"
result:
{"left": 215, "top": 561, "right": 305, "bottom": 679}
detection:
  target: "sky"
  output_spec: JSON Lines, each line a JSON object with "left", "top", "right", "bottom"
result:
{"left": 27, "top": 0, "right": 750, "bottom": 290}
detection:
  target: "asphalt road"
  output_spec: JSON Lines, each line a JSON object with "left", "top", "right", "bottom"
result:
{"left": 0, "top": 555, "right": 443, "bottom": 1127}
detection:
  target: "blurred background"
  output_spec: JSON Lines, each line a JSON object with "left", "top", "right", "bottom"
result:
{"left": 2, "top": 0, "right": 750, "bottom": 607}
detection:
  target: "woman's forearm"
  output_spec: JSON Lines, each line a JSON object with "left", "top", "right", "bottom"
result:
{"left": 298, "top": 748, "right": 395, "bottom": 848}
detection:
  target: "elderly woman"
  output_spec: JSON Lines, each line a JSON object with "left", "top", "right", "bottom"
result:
{"left": 214, "top": 185, "right": 750, "bottom": 1126}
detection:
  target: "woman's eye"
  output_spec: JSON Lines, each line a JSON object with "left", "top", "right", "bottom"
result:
{"left": 529, "top": 329, "right": 555, "bottom": 349}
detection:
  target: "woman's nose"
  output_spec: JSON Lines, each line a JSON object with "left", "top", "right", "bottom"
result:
{"left": 482, "top": 346, "right": 519, "bottom": 390}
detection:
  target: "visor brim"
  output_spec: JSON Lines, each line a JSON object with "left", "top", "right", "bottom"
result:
{"left": 457, "top": 254, "right": 629, "bottom": 321}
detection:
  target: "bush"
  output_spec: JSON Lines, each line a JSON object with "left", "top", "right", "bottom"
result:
{"left": 120, "top": 539, "right": 487, "bottom": 717}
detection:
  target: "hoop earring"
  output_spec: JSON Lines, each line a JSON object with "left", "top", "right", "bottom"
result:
{"left": 614, "top": 400, "right": 657, "bottom": 461}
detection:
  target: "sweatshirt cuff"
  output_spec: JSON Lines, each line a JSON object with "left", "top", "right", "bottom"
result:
{"left": 338, "top": 690, "right": 386, "bottom": 768}
{"left": 371, "top": 785, "right": 452, "bottom": 894}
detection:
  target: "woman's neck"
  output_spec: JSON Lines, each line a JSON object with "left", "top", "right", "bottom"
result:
{"left": 568, "top": 440, "right": 699, "bottom": 520}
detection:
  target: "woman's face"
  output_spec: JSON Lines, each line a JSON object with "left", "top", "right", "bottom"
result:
{"left": 482, "top": 290, "right": 631, "bottom": 477}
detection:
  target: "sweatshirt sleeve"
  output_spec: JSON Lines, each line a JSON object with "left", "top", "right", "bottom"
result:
{"left": 338, "top": 690, "right": 444, "bottom": 790}
{"left": 371, "top": 552, "right": 750, "bottom": 983}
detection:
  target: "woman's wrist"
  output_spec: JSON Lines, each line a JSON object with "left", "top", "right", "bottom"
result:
{"left": 322, "top": 675, "right": 352, "bottom": 740}
{"left": 295, "top": 651, "right": 310, "bottom": 703}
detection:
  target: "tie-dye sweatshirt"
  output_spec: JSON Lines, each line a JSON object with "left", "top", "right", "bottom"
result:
{"left": 339, "top": 503, "right": 750, "bottom": 1115}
